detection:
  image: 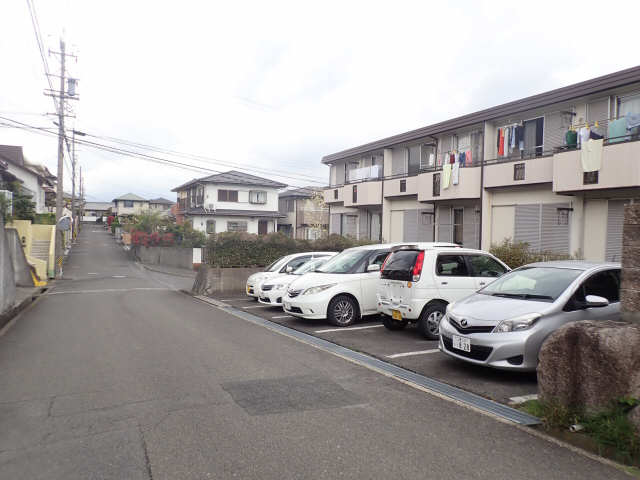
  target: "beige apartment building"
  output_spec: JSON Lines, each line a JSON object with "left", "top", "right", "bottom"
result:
{"left": 323, "top": 66, "right": 640, "bottom": 261}
{"left": 278, "top": 187, "right": 329, "bottom": 240}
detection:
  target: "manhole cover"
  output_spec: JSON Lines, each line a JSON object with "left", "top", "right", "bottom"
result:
{"left": 222, "top": 375, "right": 363, "bottom": 415}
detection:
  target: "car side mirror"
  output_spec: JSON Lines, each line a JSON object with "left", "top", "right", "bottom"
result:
{"left": 285, "top": 265, "right": 293, "bottom": 273}
{"left": 367, "top": 264, "right": 380, "bottom": 272}
{"left": 585, "top": 295, "right": 609, "bottom": 308}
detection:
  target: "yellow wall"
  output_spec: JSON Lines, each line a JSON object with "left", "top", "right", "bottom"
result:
{"left": 7, "top": 220, "right": 32, "bottom": 256}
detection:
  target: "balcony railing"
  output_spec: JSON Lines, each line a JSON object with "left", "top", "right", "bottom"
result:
{"left": 346, "top": 165, "right": 383, "bottom": 183}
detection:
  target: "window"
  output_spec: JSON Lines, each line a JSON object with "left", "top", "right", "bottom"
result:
{"left": 433, "top": 173, "right": 440, "bottom": 197}
{"left": 333, "top": 189, "right": 338, "bottom": 199}
{"left": 514, "top": 163, "right": 525, "bottom": 181}
{"left": 282, "top": 255, "right": 311, "bottom": 273}
{"left": 557, "top": 209, "right": 569, "bottom": 226}
{"left": 523, "top": 118, "right": 544, "bottom": 157}
{"left": 468, "top": 255, "right": 507, "bottom": 278}
{"left": 618, "top": 93, "right": 640, "bottom": 118}
{"left": 249, "top": 190, "right": 267, "bottom": 204}
{"left": 227, "top": 221, "right": 247, "bottom": 232}
{"left": 352, "top": 185, "right": 357, "bottom": 203}
{"left": 408, "top": 145, "right": 420, "bottom": 175}
{"left": 583, "top": 171, "right": 599, "bottom": 185}
{"left": 482, "top": 267, "right": 581, "bottom": 302}
{"left": 287, "top": 199, "right": 295, "bottom": 212}
{"left": 206, "top": 220, "right": 216, "bottom": 234}
{"left": 123, "top": 200, "right": 134, "bottom": 208}
{"left": 399, "top": 179, "right": 406, "bottom": 192}
{"left": 453, "top": 208, "right": 464, "bottom": 245}
{"left": 364, "top": 251, "right": 391, "bottom": 273}
{"left": 218, "top": 189, "right": 238, "bottom": 202}
{"left": 565, "top": 269, "right": 620, "bottom": 311}
{"left": 436, "top": 255, "right": 469, "bottom": 276}
{"left": 196, "top": 186, "right": 204, "bottom": 205}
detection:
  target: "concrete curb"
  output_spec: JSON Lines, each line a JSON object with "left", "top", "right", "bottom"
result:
{"left": 0, "top": 286, "right": 48, "bottom": 333}
{"left": 137, "top": 262, "right": 196, "bottom": 279}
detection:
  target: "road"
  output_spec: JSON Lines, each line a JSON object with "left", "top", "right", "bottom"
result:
{"left": 0, "top": 227, "right": 628, "bottom": 479}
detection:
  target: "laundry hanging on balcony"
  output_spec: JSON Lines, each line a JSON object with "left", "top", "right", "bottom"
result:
{"left": 496, "top": 125, "right": 525, "bottom": 157}
{"left": 442, "top": 163, "right": 452, "bottom": 189}
{"left": 581, "top": 138, "right": 603, "bottom": 173}
{"left": 452, "top": 161, "right": 460, "bottom": 185}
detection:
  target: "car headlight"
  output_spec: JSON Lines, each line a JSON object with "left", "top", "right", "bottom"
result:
{"left": 302, "top": 284, "right": 336, "bottom": 296}
{"left": 493, "top": 313, "right": 541, "bottom": 333}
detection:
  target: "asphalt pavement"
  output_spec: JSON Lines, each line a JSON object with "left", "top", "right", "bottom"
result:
{"left": 0, "top": 226, "right": 630, "bottom": 479}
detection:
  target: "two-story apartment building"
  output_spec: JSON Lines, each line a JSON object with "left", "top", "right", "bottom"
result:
{"left": 112, "top": 193, "right": 149, "bottom": 216}
{"left": 172, "top": 170, "right": 286, "bottom": 235}
{"left": 278, "top": 187, "right": 329, "bottom": 239}
{"left": 323, "top": 65, "right": 640, "bottom": 261}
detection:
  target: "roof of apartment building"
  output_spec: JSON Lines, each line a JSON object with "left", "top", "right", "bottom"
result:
{"left": 171, "top": 170, "right": 287, "bottom": 191}
{"left": 112, "top": 193, "right": 147, "bottom": 202}
{"left": 84, "top": 202, "right": 113, "bottom": 210}
{"left": 148, "top": 197, "right": 174, "bottom": 205}
{"left": 322, "top": 65, "right": 640, "bottom": 164}
{"left": 184, "top": 207, "right": 285, "bottom": 218}
{"left": 278, "top": 186, "right": 321, "bottom": 199}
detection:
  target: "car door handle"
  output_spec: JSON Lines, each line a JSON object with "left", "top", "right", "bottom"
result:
{"left": 441, "top": 281, "right": 448, "bottom": 285}
{"left": 479, "top": 282, "right": 486, "bottom": 286}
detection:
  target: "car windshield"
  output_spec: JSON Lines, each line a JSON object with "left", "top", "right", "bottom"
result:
{"left": 479, "top": 266, "right": 583, "bottom": 302}
{"left": 315, "top": 250, "right": 369, "bottom": 274}
{"left": 293, "top": 257, "right": 330, "bottom": 275}
{"left": 266, "top": 256, "right": 290, "bottom": 272}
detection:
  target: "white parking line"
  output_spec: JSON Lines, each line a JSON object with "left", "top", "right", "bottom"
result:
{"left": 315, "top": 325, "right": 385, "bottom": 333}
{"left": 386, "top": 349, "right": 440, "bottom": 359}
{"left": 271, "top": 315, "right": 293, "bottom": 319}
{"left": 87, "top": 272, "right": 98, "bottom": 275}
{"left": 112, "top": 275, "right": 127, "bottom": 278}
{"left": 243, "top": 305, "right": 269, "bottom": 309}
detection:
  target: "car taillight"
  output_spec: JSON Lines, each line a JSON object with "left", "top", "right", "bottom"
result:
{"left": 412, "top": 251, "right": 424, "bottom": 281}
{"left": 380, "top": 253, "right": 391, "bottom": 272}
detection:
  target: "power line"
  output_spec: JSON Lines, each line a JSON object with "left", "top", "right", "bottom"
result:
{"left": 25, "top": 0, "right": 58, "bottom": 113}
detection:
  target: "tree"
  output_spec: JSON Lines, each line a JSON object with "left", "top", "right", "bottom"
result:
{"left": 133, "top": 210, "right": 164, "bottom": 233}
{"left": 0, "top": 181, "right": 36, "bottom": 222}
{"left": 307, "top": 189, "right": 329, "bottom": 240}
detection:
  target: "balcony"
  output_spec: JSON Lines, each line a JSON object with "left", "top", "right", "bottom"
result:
{"left": 384, "top": 175, "right": 418, "bottom": 197}
{"left": 417, "top": 165, "right": 481, "bottom": 202}
{"left": 347, "top": 165, "right": 382, "bottom": 183}
{"left": 553, "top": 139, "right": 640, "bottom": 193}
{"left": 484, "top": 155, "right": 553, "bottom": 188}
{"left": 323, "top": 186, "right": 344, "bottom": 204}
{"left": 344, "top": 181, "right": 383, "bottom": 207}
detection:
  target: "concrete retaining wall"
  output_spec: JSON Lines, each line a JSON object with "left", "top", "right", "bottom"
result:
{"left": 135, "top": 246, "right": 196, "bottom": 270}
{"left": 192, "top": 265, "right": 262, "bottom": 295}
{"left": 6, "top": 229, "right": 33, "bottom": 287}
{"left": 1, "top": 219, "right": 16, "bottom": 317}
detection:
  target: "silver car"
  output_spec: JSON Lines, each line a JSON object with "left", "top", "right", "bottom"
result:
{"left": 438, "top": 261, "right": 621, "bottom": 371}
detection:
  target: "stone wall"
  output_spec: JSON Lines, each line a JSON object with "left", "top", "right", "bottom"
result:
{"left": 135, "top": 246, "right": 196, "bottom": 270}
{"left": 0, "top": 218, "right": 16, "bottom": 317}
{"left": 621, "top": 203, "right": 640, "bottom": 323}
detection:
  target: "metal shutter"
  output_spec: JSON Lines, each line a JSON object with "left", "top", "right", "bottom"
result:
{"left": 462, "top": 206, "right": 480, "bottom": 249}
{"left": 437, "top": 207, "right": 452, "bottom": 242}
{"left": 606, "top": 200, "right": 627, "bottom": 261}
{"left": 342, "top": 215, "right": 357, "bottom": 238}
{"left": 359, "top": 213, "right": 370, "bottom": 240}
{"left": 587, "top": 98, "right": 609, "bottom": 126}
{"left": 330, "top": 214, "right": 341, "bottom": 235}
{"left": 403, "top": 209, "right": 418, "bottom": 241}
{"left": 544, "top": 112, "right": 566, "bottom": 151}
{"left": 541, "top": 203, "right": 570, "bottom": 254}
{"left": 514, "top": 204, "right": 541, "bottom": 251}
{"left": 370, "top": 213, "right": 381, "bottom": 241}
{"left": 418, "top": 209, "right": 434, "bottom": 241}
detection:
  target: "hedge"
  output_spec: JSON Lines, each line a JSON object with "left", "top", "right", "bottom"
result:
{"left": 204, "top": 232, "right": 372, "bottom": 267}
{"left": 489, "top": 238, "right": 576, "bottom": 269}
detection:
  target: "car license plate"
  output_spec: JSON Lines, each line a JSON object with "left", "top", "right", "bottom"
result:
{"left": 284, "top": 302, "right": 290, "bottom": 310}
{"left": 392, "top": 310, "right": 402, "bottom": 321}
{"left": 452, "top": 335, "right": 471, "bottom": 353}
{"left": 247, "top": 286, "right": 251, "bottom": 293}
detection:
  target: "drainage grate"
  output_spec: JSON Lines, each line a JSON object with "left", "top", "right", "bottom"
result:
{"left": 223, "top": 306, "right": 541, "bottom": 426}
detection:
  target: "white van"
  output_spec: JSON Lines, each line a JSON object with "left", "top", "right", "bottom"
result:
{"left": 377, "top": 243, "right": 509, "bottom": 339}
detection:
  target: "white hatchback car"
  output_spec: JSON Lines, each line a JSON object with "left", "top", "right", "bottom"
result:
{"left": 283, "top": 244, "right": 400, "bottom": 326}
{"left": 257, "top": 255, "right": 336, "bottom": 307}
{"left": 245, "top": 252, "right": 335, "bottom": 299}
{"left": 377, "top": 243, "right": 510, "bottom": 339}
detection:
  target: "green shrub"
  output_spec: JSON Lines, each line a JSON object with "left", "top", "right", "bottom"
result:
{"left": 33, "top": 213, "right": 56, "bottom": 225}
{"left": 490, "top": 238, "right": 577, "bottom": 269}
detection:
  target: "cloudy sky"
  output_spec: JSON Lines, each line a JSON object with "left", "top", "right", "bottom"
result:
{"left": 2, "top": 0, "right": 639, "bottom": 202}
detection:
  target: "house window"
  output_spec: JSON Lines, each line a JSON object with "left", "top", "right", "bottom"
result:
{"left": 523, "top": 117, "right": 544, "bottom": 157}
{"left": 408, "top": 145, "right": 420, "bottom": 175}
{"left": 400, "top": 179, "right": 406, "bottom": 193}
{"left": 249, "top": 190, "right": 267, "bottom": 204}
{"left": 583, "top": 171, "right": 599, "bottom": 185}
{"left": 514, "top": 163, "right": 525, "bottom": 181}
{"left": 453, "top": 208, "right": 464, "bottom": 245}
{"left": 433, "top": 173, "right": 440, "bottom": 197}
{"left": 123, "top": 200, "right": 134, "bottom": 208}
{"left": 287, "top": 199, "right": 295, "bottom": 212}
{"left": 218, "top": 189, "right": 238, "bottom": 202}
{"left": 227, "top": 221, "right": 248, "bottom": 232}
{"left": 557, "top": 209, "right": 570, "bottom": 226}
{"left": 333, "top": 189, "right": 338, "bottom": 199}
{"left": 352, "top": 185, "right": 357, "bottom": 203}
{"left": 206, "top": 220, "right": 216, "bottom": 234}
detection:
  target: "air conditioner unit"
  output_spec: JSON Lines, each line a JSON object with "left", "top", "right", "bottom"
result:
{"left": 206, "top": 203, "right": 216, "bottom": 212}
{"left": 0, "top": 190, "right": 13, "bottom": 216}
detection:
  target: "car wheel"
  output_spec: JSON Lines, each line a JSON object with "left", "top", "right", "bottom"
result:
{"left": 418, "top": 303, "right": 445, "bottom": 340}
{"left": 328, "top": 295, "right": 359, "bottom": 327}
{"left": 382, "top": 315, "right": 408, "bottom": 331}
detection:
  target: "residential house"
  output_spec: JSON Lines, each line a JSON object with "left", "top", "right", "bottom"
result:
{"left": 172, "top": 170, "right": 286, "bottom": 235}
{"left": 112, "top": 193, "right": 149, "bottom": 216}
{"left": 83, "top": 202, "right": 112, "bottom": 222}
{"left": 278, "top": 187, "right": 329, "bottom": 239}
{"left": 0, "top": 145, "right": 56, "bottom": 214}
{"left": 148, "top": 197, "right": 175, "bottom": 215}
{"left": 323, "top": 65, "right": 640, "bottom": 262}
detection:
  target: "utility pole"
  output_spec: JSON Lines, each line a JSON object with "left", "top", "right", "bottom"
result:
{"left": 54, "top": 38, "right": 66, "bottom": 277}
{"left": 71, "top": 128, "right": 76, "bottom": 242}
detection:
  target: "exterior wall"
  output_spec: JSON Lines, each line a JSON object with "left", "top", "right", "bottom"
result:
{"left": 484, "top": 156, "right": 553, "bottom": 188}
{"left": 114, "top": 200, "right": 149, "bottom": 216}
{"left": 384, "top": 176, "right": 418, "bottom": 197}
{"left": 5, "top": 163, "right": 46, "bottom": 213}
{"left": 343, "top": 181, "right": 382, "bottom": 207}
{"left": 582, "top": 198, "right": 608, "bottom": 261}
{"left": 383, "top": 198, "right": 422, "bottom": 243}
{"left": 201, "top": 184, "right": 279, "bottom": 212}
{"left": 189, "top": 215, "right": 275, "bottom": 235}
{"left": 417, "top": 166, "right": 481, "bottom": 202}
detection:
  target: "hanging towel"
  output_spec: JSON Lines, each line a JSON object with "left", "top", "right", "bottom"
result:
{"left": 510, "top": 126, "right": 516, "bottom": 150}
{"left": 459, "top": 151, "right": 466, "bottom": 165}
{"left": 578, "top": 127, "right": 590, "bottom": 147}
{"left": 503, "top": 127, "right": 510, "bottom": 156}
{"left": 497, "top": 129, "right": 501, "bottom": 149}
{"left": 442, "top": 163, "right": 452, "bottom": 189}
{"left": 608, "top": 118, "right": 628, "bottom": 143}
{"left": 581, "top": 138, "right": 603, "bottom": 173}
{"left": 450, "top": 153, "right": 455, "bottom": 164}
{"left": 451, "top": 162, "right": 460, "bottom": 185}
{"left": 428, "top": 153, "right": 434, "bottom": 167}
{"left": 498, "top": 128, "right": 505, "bottom": 156}
{"left": 465, "top": 150, "right": 472, "bottom": 166}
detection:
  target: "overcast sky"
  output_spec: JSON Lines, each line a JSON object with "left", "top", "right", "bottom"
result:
{"left": 2, "top": 0, "right": 639, "bottom": 202}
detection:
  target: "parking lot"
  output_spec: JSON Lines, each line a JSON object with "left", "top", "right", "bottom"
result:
{"left": 207, "top": 294, "right": 538, "bottom": 405}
